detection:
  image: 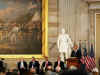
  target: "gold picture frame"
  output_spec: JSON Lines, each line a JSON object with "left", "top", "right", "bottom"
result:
{"left": 0, "top": 0, "right": 48, "bottom": 58}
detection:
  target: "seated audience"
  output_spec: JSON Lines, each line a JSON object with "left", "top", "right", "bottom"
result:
{"left": 0, "top": 58, "right": 5, "bottom": 72}
{"left": 71, "top": 45, "right": 81, "bottom": 58}
{"left": 60, "top": 68, "right": 88, "bottom": 75}
{"left": 29, "top": 57, "right": 40, "bottom": 74}
{"left": 54, "top": 56, "right": 65, "bottom": 72}
{"left": 41, "top": 56, "right": 52, "bottom": 72}
{"left": 17, "top": 58, "right": 27, "bottom": 75}
{"left": 6, "top": 69, "right": 14, "bottom": 75}
{"left": 44, "top": 70, "right": 57, "bottom": 75}
{"left": 0, "top": 72, "right": 5, "bottom": 75}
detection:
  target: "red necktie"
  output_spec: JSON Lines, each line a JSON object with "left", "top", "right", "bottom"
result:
{"left": 46, "top": 61, "right": 48, "bottom": 68}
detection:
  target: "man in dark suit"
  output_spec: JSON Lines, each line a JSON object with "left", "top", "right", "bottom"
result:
{"left": 29, "top": 57, "right": 40, "bottom": 74}
{"left": 41, "top": 56, "right": 52, "bottom": 72}
{"left": 17, "top": 58, "right": 27, "bottom": 75}
{"left": 0, "top": 58, "right": 5, "bottom": 72}
{"left": 54, "top": 56, "right": 65, "bottom": 72}
{"left": 71, "top": 45, "right": 81, "bottom": 58}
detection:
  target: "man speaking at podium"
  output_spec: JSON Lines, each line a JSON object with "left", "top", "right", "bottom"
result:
{"left": 66, "top": 45, "right": 82, "bottom": 69}
{"left": 71, "top": 45, "right": 81, "bottom": 58}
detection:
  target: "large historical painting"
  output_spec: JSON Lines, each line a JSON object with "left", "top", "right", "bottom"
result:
{"left": 0, "top": 0, "right": 48, "bottom": 58}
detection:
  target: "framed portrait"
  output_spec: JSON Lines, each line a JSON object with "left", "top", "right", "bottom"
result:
{"left": 0, "top": 0, "right": 48, "bottom": 58}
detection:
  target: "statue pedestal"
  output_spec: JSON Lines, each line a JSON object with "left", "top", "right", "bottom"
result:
{"left": 66, "top": 57, "right": 81, "bottom": 69}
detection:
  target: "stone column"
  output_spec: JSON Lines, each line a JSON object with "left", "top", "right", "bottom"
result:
{"left": 58, "top": 0, "right": 89, "bottom": 44}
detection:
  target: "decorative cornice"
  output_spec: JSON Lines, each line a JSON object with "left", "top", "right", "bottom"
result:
{"left": 84, "top": 0, "right": 100, "bottom": 2}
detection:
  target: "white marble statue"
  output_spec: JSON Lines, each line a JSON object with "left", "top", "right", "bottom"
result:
{"left": 57, "top": 28, "right": 73, "bottom": 61}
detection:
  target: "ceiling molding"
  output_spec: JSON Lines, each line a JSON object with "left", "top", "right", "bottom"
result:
{"left": 84, "top": 0, "right": 100, "bottom": 2}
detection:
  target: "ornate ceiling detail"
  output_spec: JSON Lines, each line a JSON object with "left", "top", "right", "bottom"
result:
{"left": 84, "top": 0, "right": 100, "bottom": 2}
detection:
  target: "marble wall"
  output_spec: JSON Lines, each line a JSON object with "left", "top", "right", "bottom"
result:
{"left": 58, "top": 0, "right": 89, "bottom": 43}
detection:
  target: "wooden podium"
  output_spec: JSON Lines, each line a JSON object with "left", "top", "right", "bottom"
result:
{"left": 66, "top": 57, "right": 81, "bottom": 69}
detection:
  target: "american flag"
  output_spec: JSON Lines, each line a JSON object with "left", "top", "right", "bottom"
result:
{"left": 80, "top": 41, "right": 87, "bottom": 64}
{"left": 80, "top": 47, "right": 87, "bottom": 67}
{"left": 85, "top": 56, "right": 96, "bottom": 71}
{"left": 79, "top": 40, "right": 82, "bottom": 56}
{"left": 87, "top": 44, "right": 96, "bottom": 71}
{"left": 80, "top": 44, "right": 96, "bottom": 72}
